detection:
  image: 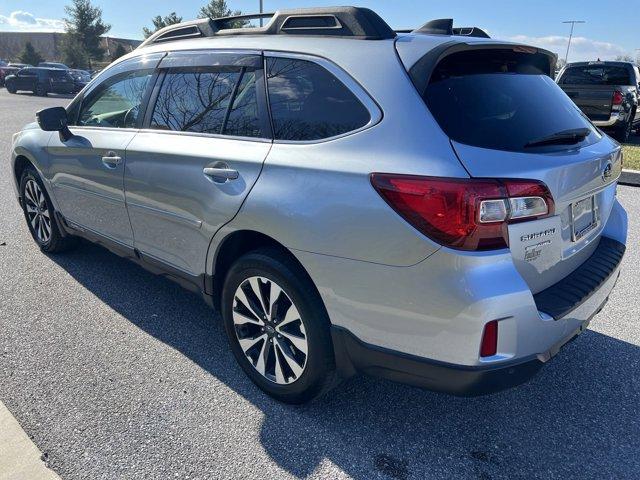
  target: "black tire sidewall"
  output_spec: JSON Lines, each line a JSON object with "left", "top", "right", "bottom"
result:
{"left": 221, "top": 250, "right": 335, "bottom": 403}
{"left": 35, "top": 83, "right": 47, "bottom": 96}
{"left": 616, "top": 120, "right": 632, "bottom": 143}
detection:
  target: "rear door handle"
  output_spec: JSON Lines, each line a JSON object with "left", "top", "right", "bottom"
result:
{"left": 101, "top": 151, "right": 122, "bottom": 168}
{"left": 203, "top": 163, "right": 239, "bottom": 183}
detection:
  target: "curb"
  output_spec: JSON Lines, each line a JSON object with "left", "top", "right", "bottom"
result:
{"left": 0, "top": 401, "right": 61, "bottom": 480}
{"left": 620, "top": 169, "right": 640, "bottom": 187}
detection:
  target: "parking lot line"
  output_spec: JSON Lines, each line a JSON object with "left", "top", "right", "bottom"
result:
{"left": 0, "top": 401, "right": 61, "bottom": 480}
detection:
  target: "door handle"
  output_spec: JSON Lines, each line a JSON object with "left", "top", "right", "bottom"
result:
{"left": 203, "top": 163, "right": 239, "bottom": 183}
{"left": 101, "top": 151, "right": 122, "bottom": 168}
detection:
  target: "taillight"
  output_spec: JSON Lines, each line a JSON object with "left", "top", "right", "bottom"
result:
{"left": 480, "top": 320, "right": 498, "bottom": 357}
{"left": 370, "top": 174, "right": 554, "bottom": 251}
{"left": 612, "top": 90, "right": 624, "bottom": 106}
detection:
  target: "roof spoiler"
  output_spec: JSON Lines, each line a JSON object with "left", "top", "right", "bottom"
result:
{"left": 412, "top": 19, "right": 490, "bottom": 38}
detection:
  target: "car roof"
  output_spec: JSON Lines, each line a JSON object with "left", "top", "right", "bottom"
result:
{"left": 129, "top": 31, "right": 522, "bottom": 72}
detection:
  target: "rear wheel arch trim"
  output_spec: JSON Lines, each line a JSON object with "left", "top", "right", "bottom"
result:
{"left": 207, "top": 229, "right": 322, "bottom": 312}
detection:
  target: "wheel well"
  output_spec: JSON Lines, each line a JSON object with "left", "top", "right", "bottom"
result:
{"left": 14, "top": 155, "right": 34, "bottom": 196}
{"left": 211, "top": 230, "right": 309, "bottom": 310}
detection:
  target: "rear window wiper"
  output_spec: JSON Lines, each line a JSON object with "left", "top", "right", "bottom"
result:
{"left": 524, "top": 128, "right": 591, "bottom": 148}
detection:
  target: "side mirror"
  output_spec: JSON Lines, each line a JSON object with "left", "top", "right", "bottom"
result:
{"left": 36, "top": 107, "right": 73, "bottom": 141}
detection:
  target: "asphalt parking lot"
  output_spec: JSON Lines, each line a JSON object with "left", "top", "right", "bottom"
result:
{"left": 1, "top": 88, "right": 639, "bottom": 480}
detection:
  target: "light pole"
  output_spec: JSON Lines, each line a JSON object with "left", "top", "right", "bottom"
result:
{"left": 562, "top": 20, "right": 585, "bottom": 64}
{"left": 259, "top": 0, "right": 264, "bottom": 27}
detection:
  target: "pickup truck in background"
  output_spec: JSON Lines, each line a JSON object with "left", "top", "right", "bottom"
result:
{"left": 557, "top": 61, "right": 640, "bottom": 142}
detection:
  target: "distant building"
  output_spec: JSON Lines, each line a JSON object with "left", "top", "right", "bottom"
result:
{"left": 0, "top": 31, "right": 141, "bottom": 62}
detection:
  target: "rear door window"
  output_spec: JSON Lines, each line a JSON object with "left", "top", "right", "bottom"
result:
{"left": 265, "top": 57, "right": 370, "bottom": 141}
{"left": 559, "top": 65, "right": 632, "bottom": 85}
{"left": 150, "top": 66, "right": 263, "bottom": 138}
{"left": 423, "top": 49, "right": 598, "bottom": 153}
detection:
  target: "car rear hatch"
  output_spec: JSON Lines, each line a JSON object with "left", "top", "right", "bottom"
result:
{"left": 396, "top": 38, "right": 623, "bottom": 294}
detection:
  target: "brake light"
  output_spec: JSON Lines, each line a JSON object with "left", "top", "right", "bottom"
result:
{"left": 370, "top": 174, "right": 554, "bottom": 251}
{"left": 612, "top": 90, "right": 624, "bottom": 106}
{"left": 480, "top": 320, "right": 498, "bottom": 357}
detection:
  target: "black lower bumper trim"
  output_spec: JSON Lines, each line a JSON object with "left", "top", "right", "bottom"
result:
{"left": 332, "top": 328, "right": 554, "bottom": 397}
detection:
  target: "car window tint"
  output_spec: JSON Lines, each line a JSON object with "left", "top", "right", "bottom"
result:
{"left": 223, "top": 70, "right": 262, "bottom": 138}
{"left": 151, "top": 68, "right": 241, "bottom": 135}
{"left": 78, "top": 70, "right": 152, "bottom": 128}
{"left": 265, "top": 57, "right": 370, "bottom": 141}
{"left": 424, "top": 50, "right": 597, "bottom": 153}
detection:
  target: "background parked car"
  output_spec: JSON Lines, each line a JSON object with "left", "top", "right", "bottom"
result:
{"left": 557, "top": 61, "right": 640, "bottom": 142}
{"left": 68, "top": 68, "right": 92, "bottom": 92}
{"left": 4, "top": 67, "right": 75, "bottom": 96}
{"left": 8, "top": 63, "right": 32, "bottom": 69}
{"left": 0, "top": 61, "right": 19, "bottom": 87}
{"left": 37, "top": 62, "right": 70, "bottom": 70}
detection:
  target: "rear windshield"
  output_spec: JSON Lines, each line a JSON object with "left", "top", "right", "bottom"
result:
{"left": 559, "top": 65, "right": 631, "bottom": 85}
{"left": 424, "top": 50, "right": 598, "bottom": 153}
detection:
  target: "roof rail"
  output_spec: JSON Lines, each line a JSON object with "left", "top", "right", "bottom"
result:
{"left": 139, "top": 6, "right": 396, "bottom": 48}
{"left": 412, "top": 18, "right": 490, "bottom": 38}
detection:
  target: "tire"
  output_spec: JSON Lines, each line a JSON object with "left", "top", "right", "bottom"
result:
{"left": 221, "top": 248, "right": 337, "bottom": 404}
{"left": 35, "top": 83, "right": 47, "bottom": 97}
{"left": 614, "top": 118, "right": 633, "bottom": 143}
{"left": 6, "top": 84, "right": 16, "bottom": 94}
{"left": 20, "top": 166, "right": 77, "bottom": 253}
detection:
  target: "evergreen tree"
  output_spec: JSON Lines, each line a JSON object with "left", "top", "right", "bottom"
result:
{"left": 111, "top": 44, "right": 127, "bottom": 62}
{"left": 62, "top": 0, "right": 111, "bottom": 67}
{"left": 18, "top": 42, "right": 44, "bottom": 66}
{"left": 143, "top": 12, "right": 183, "bottom": 38}
{"left": 198, "top": 0, "right": 248, "bottom": 28}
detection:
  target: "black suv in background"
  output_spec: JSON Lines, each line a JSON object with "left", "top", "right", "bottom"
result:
{"left": 4, "top": 67, "right": 75, "bottom": 96}
{"left": 557, "top": 61, "right": 640, "bottom": 142}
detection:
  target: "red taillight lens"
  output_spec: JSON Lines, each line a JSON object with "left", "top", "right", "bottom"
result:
{"left": 480, "top": 320, "right": 498, "bottom": 357}
{"left": 612, "top": 90, "right": 624, "bottom": 106}
{"left": 370, "top": 174, "right": 554, "bottom": 251}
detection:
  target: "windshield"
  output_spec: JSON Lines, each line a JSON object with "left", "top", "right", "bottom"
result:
{"left": 560, "top": 65, "right": 632, "bottom": 85}
{"left": 426, "top": 73, "right": 598, "bottom": 153}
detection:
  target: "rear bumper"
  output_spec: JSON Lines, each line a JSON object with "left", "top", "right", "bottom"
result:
{"left": 331, "top": 296, "right": 606, "bottom": 396}
{"left": 593, "top": 111, "right": 625, "bottom": 127}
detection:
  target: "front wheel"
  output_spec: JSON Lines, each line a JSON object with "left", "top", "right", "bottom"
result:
{"left": 20, "top": 167, "right": 76, "bottom": 253}
{"left": 34, "top": 83, "right": 47, "bottom": 97}
{"left": 6, "top": 84, "right": 16, "bottom": 94}
{"left": 221, "top": 248, "right": 337, "bottom": 404}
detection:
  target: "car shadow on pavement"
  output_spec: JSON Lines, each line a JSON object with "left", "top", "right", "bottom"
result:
{"left": 49, "top": 240, "right": 640, "bottom": 479}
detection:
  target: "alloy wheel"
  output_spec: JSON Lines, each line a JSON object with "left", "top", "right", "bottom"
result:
{"left": 24, "top": 179, "right": 52, "bottom": 244}
{"left": 232, "top": 276, "right": 308, "bottom": 385}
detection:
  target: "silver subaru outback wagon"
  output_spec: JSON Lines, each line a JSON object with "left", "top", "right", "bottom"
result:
{"left": 10, "top": 7, "right": 627, "bottom": 403}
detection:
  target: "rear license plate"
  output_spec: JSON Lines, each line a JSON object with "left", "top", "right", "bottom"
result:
{"left": 571, "top": 196, "right": 598, "bottom": 241}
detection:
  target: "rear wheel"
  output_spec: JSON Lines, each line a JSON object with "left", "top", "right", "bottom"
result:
{"left": 20, "top": 166, "right": 76, "bottom": 253}
{"left": 614, "top": 118, "right": 633, "bottom": 143}
{"left": 221, "top": 248, "right": 336, "bottom": 404}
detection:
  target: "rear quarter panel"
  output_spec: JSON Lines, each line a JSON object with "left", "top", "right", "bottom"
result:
{"left": 210, "top": 43, "right": 470, "bottom": 267}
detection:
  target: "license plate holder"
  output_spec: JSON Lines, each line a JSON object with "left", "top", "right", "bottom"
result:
{"left": 571, "top": 195, "right": 598, "bottom": 241}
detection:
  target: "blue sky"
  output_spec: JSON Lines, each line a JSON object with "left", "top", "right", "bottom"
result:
{"left": 0, "top": 0, "right": 638, "bottom": 62}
